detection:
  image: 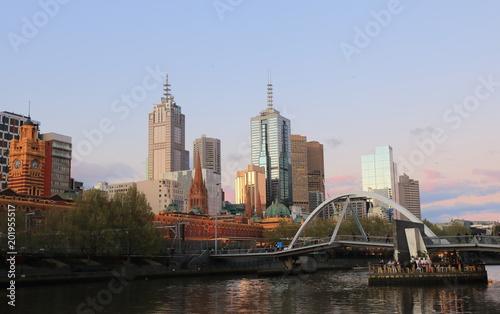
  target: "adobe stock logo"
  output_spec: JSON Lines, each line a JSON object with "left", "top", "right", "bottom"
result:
{"left": 8, "top": 0, "right": 72, "bottom": 53}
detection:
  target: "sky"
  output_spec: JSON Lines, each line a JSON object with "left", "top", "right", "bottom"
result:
{"left": 2, "top": 1, "right": 499, "bottom": 223}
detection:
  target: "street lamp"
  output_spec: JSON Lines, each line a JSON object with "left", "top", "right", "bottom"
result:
{"left": 214, "top": 183, "right": 221, "bottom": 254}
{"left": 25, "top": 212, "right": 35, "bottom": 233}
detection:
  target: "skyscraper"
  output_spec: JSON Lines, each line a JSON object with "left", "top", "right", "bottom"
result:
{"left": 398, "top": 173, "right": 421, "bottom": 219}
{"left": 41, "top": 133, "right": 72, "bottom": 196}
{"left": 193, "top": 134, "right": 221, "bottom": 174}
{"left": 148, "top": 74, "right": 188, "bottom": 180}
{"left": 290, "top": 135, "right": 325, "bottom": 213}
{"left": 235, "top": 164, "right": 266, "bottom": 211}
{"left": 0, "top": 111, "right": 40, "bottom": 189}
{"left": 291, "top": 134, "right": 309, "bottom": 211}
{"left": 307, "top": 140, "right": 325, "bottom": 212}
{"left": 361, "top": 145, "right": 398, "bottom": 202}
{"left": 250, "top": 81, "right": 292, "bottom": 207}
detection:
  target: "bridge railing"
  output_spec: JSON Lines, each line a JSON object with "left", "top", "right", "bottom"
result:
{"left": 424, "top": 235, "right": 500, "bottom": 245}
{"left": 335, "top": 235, "right": 394, "bottom": 243}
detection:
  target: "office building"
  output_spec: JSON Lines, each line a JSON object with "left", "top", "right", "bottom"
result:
{"left": 361, "top": 145, "right": 398, "bottom": 202}
{"left": 307, "top": 140, "right": 325, "bottom": 212}
{"left": 41, "top": 133, "right": 72, "bottom": 196}
{"left": 291, "top": 135, "right": 309, "bottom": 211}
{"left": 250, "top": 81, "right": 292, "bottom": 207}
{"left": 0, "top": 111, "right": 40, "bottom": 189}
{"left": 398, "top": 173, "right": 421, "bottom": 219}
{"left": 193, "top": 134, "right": 221, "bottom": 174}
{"left": 235, "top": 165, "right": 266, "bottom": 212}
{"left": 148, "top": 74, "right": 188, "bottom": 179}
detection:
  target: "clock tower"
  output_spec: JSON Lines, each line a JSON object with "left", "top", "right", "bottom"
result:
{"left": 8, "top": 117, "right": 46, "bottom": 196}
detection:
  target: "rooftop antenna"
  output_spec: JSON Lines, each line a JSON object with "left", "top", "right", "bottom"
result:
{"left": 28, "top": 100, "right": 31, "bottom": 118}
{"left": 163, "top": 74, "right": 171, "bottom": 99}
{"left": 267, "top": 69, "right": 273, "bottom": 109}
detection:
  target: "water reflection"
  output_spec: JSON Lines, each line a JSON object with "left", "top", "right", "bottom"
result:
{"left": 5, "top": 266, "right": 500, "bottom": 313}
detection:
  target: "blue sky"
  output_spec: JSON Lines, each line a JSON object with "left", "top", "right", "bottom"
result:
{"left": 2, "top": 1, "right": 500, "bottom": 222}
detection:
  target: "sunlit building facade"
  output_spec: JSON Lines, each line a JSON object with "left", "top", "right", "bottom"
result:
{"left": 398, "top": 173, "right": 421, "bottom": 219}
{"left": 148, "top": 74, "right": 188, "bottom": 179}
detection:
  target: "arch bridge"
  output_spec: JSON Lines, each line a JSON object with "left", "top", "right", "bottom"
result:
{"left": 211, "top": 191, "right": 500, "bottom": 260}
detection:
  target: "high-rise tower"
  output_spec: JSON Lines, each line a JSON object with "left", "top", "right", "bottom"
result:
{"left": 250, "top": 79, "right": 292, "bottom": 207}
{"left": 148, "top": 74, "right": 188, "bottom": 180}
{"left": 398, "top": 173, "right": 421, "bottom": 219}
{"left": 193, "top": 134, "right": 221, "bottom": 174}
{"left": 361, "top": 145, "right": 398, "bottom": 202}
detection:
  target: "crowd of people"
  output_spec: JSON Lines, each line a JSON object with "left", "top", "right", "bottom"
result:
{"left": 372, "top": 256, "right": 485, "bottom": 274}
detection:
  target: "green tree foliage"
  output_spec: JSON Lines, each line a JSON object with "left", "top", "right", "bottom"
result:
{"left": 109, "top": 187, "right": 161, "bottom": 260}
{"left": 302, "top": 217, "right": 336, "bottom": 238}
{"left": 30, "top": 208, "right": 68, "bottom": 257}
{"left": 443, "top": 221, "right": 470, "bottom": 236}
{"left": 422, "top": 219, "right": 446, "bottom": 236}
{"left": 337, "top": 216, "right": 393, "bottom": 238}
{"left": 67, "top": 187, "right": 161, "bottom": 259}
{"left": 262, "top": 220, "right": 300, "bottom": 245}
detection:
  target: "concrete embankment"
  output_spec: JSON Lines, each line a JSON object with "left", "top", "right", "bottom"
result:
{"left": 0, "top": 256, "right": 379, "bottom": 286}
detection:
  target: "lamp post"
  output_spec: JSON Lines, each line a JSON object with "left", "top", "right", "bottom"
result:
{"left": 25, "top": 212, "right": 35, "bottom": 233}
{"left": 214, "top": 183, "right": 221, "bottom": 254}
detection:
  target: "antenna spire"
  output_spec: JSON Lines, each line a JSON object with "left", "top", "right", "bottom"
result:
{"left": 28, "top": 100, "right": 31, "bottom": 118}
{"left": 267, "top": 69, "right": 273, "bottom": 109}
{"left": 163, "top": 74, "right": 171, "bottom": 99}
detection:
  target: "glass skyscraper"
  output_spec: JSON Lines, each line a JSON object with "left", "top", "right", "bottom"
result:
{"left": 361, "top": 145, "right": 398, "bottom": 203}
{"left": 250, "top": 82, "right": 292, "bottom": 207}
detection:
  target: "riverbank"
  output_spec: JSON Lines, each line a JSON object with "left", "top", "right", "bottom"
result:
{"left": 0, "top": 254, "right": 378, "bottom": 286}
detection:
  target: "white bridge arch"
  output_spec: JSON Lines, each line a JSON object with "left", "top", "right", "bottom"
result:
{"left": 287, "top": 191, "right": 437, "bottom": 250}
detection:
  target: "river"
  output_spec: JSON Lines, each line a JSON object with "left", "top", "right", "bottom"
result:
{"left": 5, "top": 265, "right": 500, "bottom": 313}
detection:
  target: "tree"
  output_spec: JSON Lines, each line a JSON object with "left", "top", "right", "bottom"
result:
{"left": 263, "top": 220, "right": 300, "bottom": 245}
{"left": 422, "top": 219, "right": 446, "bottom": 237}
{"left": 109, "top": 187, "right": 161, "bottom": 261}
{"left": 66, "top": 189, "right": 110, "bottom": 259}
{"left": 67, "top": 188, "right": 161, "bottom": 261}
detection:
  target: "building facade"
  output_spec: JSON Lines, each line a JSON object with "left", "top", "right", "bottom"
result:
{"left": 250, "top": 82, "right": 292, "bottom": 207}
{"left": 291, "top": 134, "right": 309, "bottom": 211}
{"left": 136, "top": 179, "right": 184, "bottom": 214}
{"left": 7, "top": 117, "right": 45, "bottom": 196}
{"left": 235, "top": 165, "right": 266, "bottom": 211}
{"left": 307, "top": 140, "right": 325, "bottom": 212}
{"left": 148, "top": 74, "right": 188, "bottom": 179}
{"left": 0, "top": 111, "right": 40, "bottom": 189}
{"left": 41, "top": 133, "right": 72, "bottom": 197}
{"left": 108, "top": 181, "right": 137, "bottom": 200}
{"left": 398, "top": 173, "right": 421, "bottom": 219}
{"left": 361, "top": 145, "right": 399, "bottom": 203}
{"left": 193, "top": 134, "right": 221, "bottom": 174}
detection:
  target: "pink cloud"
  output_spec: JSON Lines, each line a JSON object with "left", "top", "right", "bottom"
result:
{"left": 457, "top": 213, "right": 500, "bottom": 222}
{"left": 327, "top": 175, "right": 358, "bottom": 183}
{"left": 422, "top": 169, "right": 444, "bottom": 180}
{"left": 422, "top": 191, "right": 500, "bottom": 209}
{"left": 473, "top": 169, "right": 500, "bottom": 182}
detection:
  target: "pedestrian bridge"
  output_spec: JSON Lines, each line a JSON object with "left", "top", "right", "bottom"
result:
{"left": 210, "top": 191, "right": 500, "bottom": 258}
{"left": 210, "top": 234, "right": 500, "bottom": 259}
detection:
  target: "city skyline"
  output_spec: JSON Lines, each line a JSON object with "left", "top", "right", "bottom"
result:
{"left": 2, "top": 1, "right": 500, "bottom": 222}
